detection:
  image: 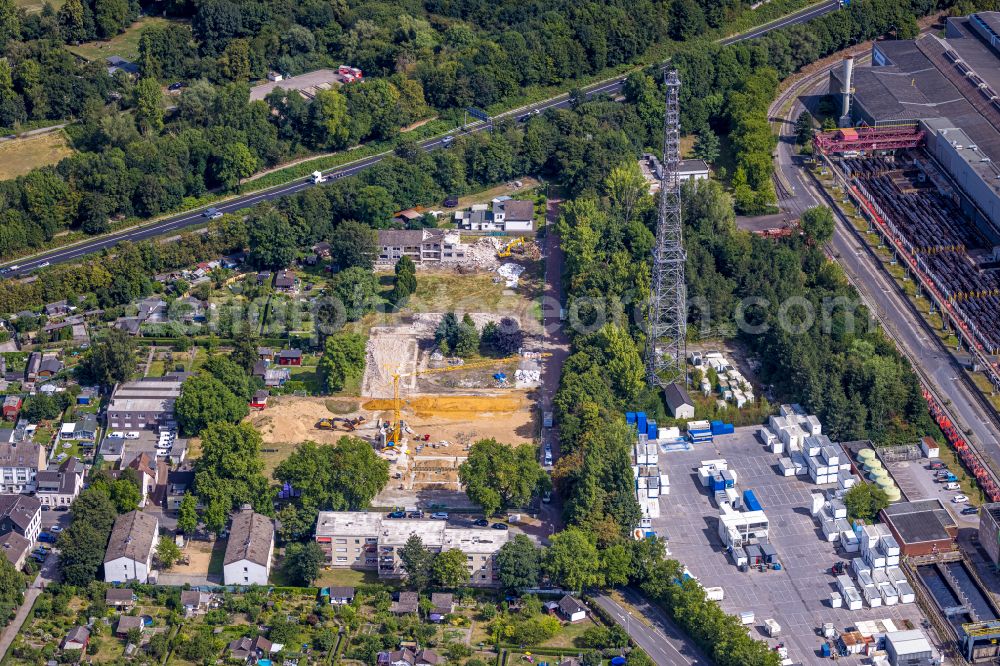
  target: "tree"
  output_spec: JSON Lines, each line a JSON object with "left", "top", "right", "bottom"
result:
{"left": 70, "top": 486, "right": 118, "bottom": 533}
{"left": 273, "top": 438, "right": 389, "bottom": 511}
{"left": 58, "top": 522, "right": 109, "bottom": 586}
{"left": 283, "top": 541, "right": 325, "bottom": 585}
{"left": 390, "top": 255, "right": 417, "bottom": 305}
{"left": 399, "top": 534, "right": 433, "bottom": 590}
{"left": 433, "top": 548, "right": 470, "bottom": 588}
{"left": 801, "top": 206, "right": 835, "bottom": 245}
{"left": 495, "top": 534, "right": 540, "bottom": 590}
{"left": 330, "top": 267, "right": 380, "bottom": 321}
{"left": 481, "top": 317, "right": 524, "bottom": 357}
{"left": 177, "top": 492, "right": 198, "bottom": 534}
{"left": 175, "top": 373, "right": 248, "bottom": 435}
{"left": 247, "top": 209, "right": 296, "bottom": 271}
{"left": 0, "top": 556, "right": 25, "bottom": 624}
{"left": 330, "top": 220, "right": 377, "bottom": 270}
{"left": 794, "top": 111, "right": 815, "bottom": 145}
{"left": 134, "top": 78, "right": 164, "bottom": 135}
{"left": 544, "top": 527, "right": 602, "bottom": 591}
{"left": 453, "top": 316, "right": 480, "bottom": 357}
{"left": 318, "top": 333, "right": 366, "bottom": 391}
{"left": 844, "top": 483, "right": 889, "bottom": 523}
{"left": 231, "top": 326, "right": 260, "bottom": 374}
{"left": 90, "top": 472, "right": 141, "bottom": 513}
{"left": 459, "top": 439, "right": 547, "bottom": 516}
{"left": 77, "top": 328, "right": 136, "bottom": 387}
{"left": 216, "top": 142, "right": 258, "bottom": 190}
{"left": 693, "top": 128, "right": 721, "bottom": 164}
{"left": 193, "top": 422, "right": 271, "bottom": 519}
{"left": 312, "top": 88, "right": 350, "bottom": 148}
{"left": 668, "top": 0, "right": 706, "bottom": 40}
{"left": 156, "top": 538, "right": 181, "bottom": 569}
{"left": 202, "top": 355, "right": 254, "bottom": 401}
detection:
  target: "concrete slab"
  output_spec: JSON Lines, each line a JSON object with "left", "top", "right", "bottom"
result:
{"left": 652, "top": 426, "right": 933, "bottom": 665}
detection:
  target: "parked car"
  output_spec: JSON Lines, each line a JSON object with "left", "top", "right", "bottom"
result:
{"left": 37, "top": 533, "right": 56, "bottom": 543}
{"left": 952, "top": 495, "right": 969, "bottom": 504}
{"left": 167, "top": 82, "right": 186, "bottom": 91}
{"left": 928, "top": 461, "right": 946, "bottom": 470}
{"left": 430, "top": 512, "right": 449, "bottom": 520}
{"left": 407, "top": 511, "right": 424, "bottom": 518}
{"left": 961, "top": 506, "right": 980, "bottom": 515}
{"left": 472, "top": 518, "right": 489, "bottom": 527}
{"left": 387, "top": 510, "right": 405, "bottom": 519}
{"left": 944, "top": 482, "right": 961, "bottom": 491}
{"left": 49, "top": 525, "right": 62, "bottom": 533}
{"left": 443, "top": 195, "right": 459, "bottom": 208}
{"left": 491, "top": 523, "right": 509, "bottom": 530}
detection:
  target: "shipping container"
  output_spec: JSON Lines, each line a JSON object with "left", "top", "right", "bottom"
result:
{"left": 704, "top": 586, "right": 725, "bottom": 602}
{"left": 760, "top": 543, "right": 778, "bottom": 564}
{"left": 830, "top": 591, "right": 843, "bottom": 608}
{"left": 626, "top": 412, "right": 636, "bottom": 425}
{"left": 743, "top": 489, "right": 763, "bottom": 512}
{"left": 744, "top": 543, "right": 763, "bottom": 565}
{"left": 636, "top": 412, "right": 647, "bottom": 433}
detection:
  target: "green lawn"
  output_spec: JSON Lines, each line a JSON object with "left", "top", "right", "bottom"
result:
{"left": 315, "top": 568, "right": 382, "bottom": 587}
{"left": 66, "top": 17, "right": 174, "bottom": 62}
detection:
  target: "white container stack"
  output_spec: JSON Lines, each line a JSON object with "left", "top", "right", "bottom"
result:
{"left": 852, "top": 529, "right": 915, "bottom": 605}
{"left": 778, "top": 457, "right": 795, "bottom": 476}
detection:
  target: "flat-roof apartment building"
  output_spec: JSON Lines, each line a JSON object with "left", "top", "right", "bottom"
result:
{"left": 315, "top": 512, "right": 507, "bottom": 586}
{"left": 107, "top": 377, "right": 184, "bottom": 430}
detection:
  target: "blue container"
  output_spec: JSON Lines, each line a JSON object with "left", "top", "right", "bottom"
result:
{"left": 611, "top": 658, "right": 626, "bottom": 666}
{"left": 720, "top": 423, "right": 735, "bottom": 435}
{"left": 743, "top": 489, "right": 763, "bottom": 512}
{"left": 636, "top": 412, "right": 647, "bottom": 433}
{"left": 710, "top": 419, "right": 724, "bottom": 431}
{"left": 821, "top": 643, "right": 831, "bottom": 658}
{"left": 773, "top": 562, "right": 782, "bottom": 571}
{"left": 711, "top": 473, "right": 725, "bottom": 492}
{"left": 647, "top": 422, "right": 658, "bottom": 439}
{"left": 626, "top": 412, "right": 636, "bottom": 425}
{"left": 721, "top": 470, "right": 735, "bottom": 488}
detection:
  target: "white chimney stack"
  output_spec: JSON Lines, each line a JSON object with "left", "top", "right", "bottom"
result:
{"left": 842, "top": 56, "right": 855, "bottom": 120}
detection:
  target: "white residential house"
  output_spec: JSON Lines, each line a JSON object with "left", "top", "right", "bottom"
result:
{"left": 35, "top": 458, "right": 84, "bottom": 509}
{"left": 103, "top": 510, "right": 159, "bottom": 583}
{"left": 0, "top": 494, "right": 41, "bottom": 543}
{"left": 0, "top": 436, "right": 46, "bottom": 493}
{"left": 223, "top": 506, "right": 275, "bottom": 586}
{"left": 491, "top": 199, "right": 535, "bottom": 232}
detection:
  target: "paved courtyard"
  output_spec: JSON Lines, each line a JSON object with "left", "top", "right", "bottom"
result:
{"left": 651, "top": 426, "right": 932, "bottom": 665}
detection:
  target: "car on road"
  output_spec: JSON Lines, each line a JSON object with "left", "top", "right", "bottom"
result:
{"left": 962, "top": 506, "right": 979, "bottom": 515}
{"left": 491, "top": 523, "right": 509, "bottom": 530}
{"left": 473, "top": 518, "right": 489, "bottom": 527}
{"left": 38, "top": 261, "right": 49, "bottom": 268}
{"left": 542, "top": 490, "right": 552, "bottom": 503}
{"left": 441, "top": 135, "right": 454, "bottom": 147}
{"left": 430, "top": 512, "right": 449, "bottom": 520}
{"left": 387, "top": 510, "right": 406, "bottom": 518}
{"left": 952, "top": 495, "right": 969, "bottom": 504}
{"left": 544, "top": 452, "right": 553, "bottom": 465}
{"left": 167, "top": 82, "right": 186, "bottom": 91}
{"left": 203, "top": 207, "right": 223, "bottom": 219}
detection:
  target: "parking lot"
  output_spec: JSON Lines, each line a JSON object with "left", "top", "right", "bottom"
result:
{"left": 884, "top": 458, "right": 980, "bottom": 528}
{"left": 652, "top": 426, "right": 931, "bottom": 665}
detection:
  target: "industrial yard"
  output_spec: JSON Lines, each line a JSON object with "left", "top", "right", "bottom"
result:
{"left": 645, "top": 424, "right": 936, "bottom": 664}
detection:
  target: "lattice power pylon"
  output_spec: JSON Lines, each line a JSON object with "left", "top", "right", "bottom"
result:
{"left": 645, "top": 70, "right": 687, "bottom": 387}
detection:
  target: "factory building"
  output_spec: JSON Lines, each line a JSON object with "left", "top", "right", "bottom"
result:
{"left": 831, "top": 12, "right": 1000, "bottom": 243}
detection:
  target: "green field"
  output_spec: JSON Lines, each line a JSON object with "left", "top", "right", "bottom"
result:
{"left": 66, "top": 17, "right": 173, "bottom": 62}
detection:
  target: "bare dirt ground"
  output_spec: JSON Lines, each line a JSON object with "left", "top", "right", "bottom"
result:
{"left": 361, "top": 312, "right": 528, "bottom": 398}
{"left": 160, "top": 537, "right": 220, "bottom": 579}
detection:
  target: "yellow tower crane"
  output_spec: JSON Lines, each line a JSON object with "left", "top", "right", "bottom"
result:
{"left": 385, "top": 353, "right": 552, "bottom": 445}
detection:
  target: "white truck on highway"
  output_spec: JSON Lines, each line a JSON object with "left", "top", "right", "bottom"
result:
{"left": 311, "top": 171, "right": 326, "bottom": 184}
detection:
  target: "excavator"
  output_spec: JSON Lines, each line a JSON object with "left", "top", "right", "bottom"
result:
{"left": 496, "top": 237, "right": 526, "bottom": 258}
{"left": 384, "top": 352, "right": 551, "bottom": 446}
{"left": 316, "top": 416, "right": 367, "bottom": 431}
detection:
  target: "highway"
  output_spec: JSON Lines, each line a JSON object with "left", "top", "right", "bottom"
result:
{"left": 768, "top": 54, "right": 1000, "bottom": 468}
{"left": 592, "top": 589, "right": 708, "bottom": 666}
{"left": 0, "top": 0, "right": 842, "bottom": 276}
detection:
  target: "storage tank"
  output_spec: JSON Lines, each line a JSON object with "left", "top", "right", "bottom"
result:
{"left": 857, "top": 448, "right": 877, "bottom": 463}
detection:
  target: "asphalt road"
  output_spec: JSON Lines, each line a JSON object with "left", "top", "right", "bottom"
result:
{"left": 592, "top": 589, "right": 708, "bottom": 666}
{"left": 1, "top": 0, "right": 842, "bottom": 276}
{"left": 769, "top": 58, "right": 1000, "bottom": 465}
{"left": 0, "top": 550, "right": 59, "bottom": 660}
